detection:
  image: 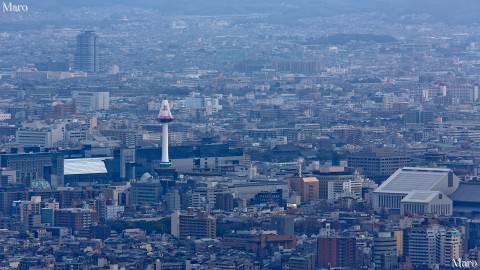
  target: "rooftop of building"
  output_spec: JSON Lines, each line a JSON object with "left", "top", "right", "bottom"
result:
{"left": 64, "top": 157, "right": 112, "bottom": 175}
{"left": 374, "top": 167, "right": 454, "bottom": 194}
{"left": 56, "top": 208, "right": 95, "bottom": 213}
{"left": 450, "top": 182, "right": 480, "bottom": 203}
{"left": 349, "top": 147, "right": 407, "bottom": 158}
{"left": 290, "top": 176, "right": 318, "bottom": 183}
{"left": 400, "top": 190, "right": 450, "bottom": 203}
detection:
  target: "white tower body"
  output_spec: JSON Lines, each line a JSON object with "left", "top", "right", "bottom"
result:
{"left": 162, "top": 124, "right": 169, "bottom": 163}
{"left": 157, "top": 98, "right": 173, "bottom": 167}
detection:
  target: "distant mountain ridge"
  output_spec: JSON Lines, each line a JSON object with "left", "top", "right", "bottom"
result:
{"left": 22, "top": 0, "right": 480, "bottom": 24}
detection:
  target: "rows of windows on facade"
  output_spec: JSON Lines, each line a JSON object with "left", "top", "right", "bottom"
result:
{"left": 74, "top": 30, "right": 99, "bottom": 73}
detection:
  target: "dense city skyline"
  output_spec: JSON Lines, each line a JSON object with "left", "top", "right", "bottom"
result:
{"left": 1, "top": 1, "right": 480, "bottom": 270}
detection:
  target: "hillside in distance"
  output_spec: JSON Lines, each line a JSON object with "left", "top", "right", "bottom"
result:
{"left": 25, "top": 0, "right": 480, "bottom": 25}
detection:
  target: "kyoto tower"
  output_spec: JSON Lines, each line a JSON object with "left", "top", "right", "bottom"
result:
{"left": 157, "top": 97, "right": 173, "bottom": 168}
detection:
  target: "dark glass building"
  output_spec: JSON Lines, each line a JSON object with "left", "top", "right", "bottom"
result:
{"left": 74, "top": 31, "right": 99, "bottom": 73}
{"left": 0, "top": 151, "right": 64, "bottom": 188}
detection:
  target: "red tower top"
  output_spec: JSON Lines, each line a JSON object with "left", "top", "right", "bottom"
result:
{"left": 157, "top": 97, "right": 173, "bottom": 123}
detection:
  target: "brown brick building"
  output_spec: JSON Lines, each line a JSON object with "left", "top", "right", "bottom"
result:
{"left": 317, "top": 236, "right": 357, "bottom": 268}
{"left": 179, "top": 209, "right": 216, "bottom": 239}
{"left": 289, "top": 176, "right": 319, "bottom": 204}
{"left": 54, "top": 208, "right": 97, "bottom": 232}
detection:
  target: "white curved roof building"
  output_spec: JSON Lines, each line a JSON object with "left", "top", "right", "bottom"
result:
{"left": 373, "top": 167, "right": 459, "bottom": 213}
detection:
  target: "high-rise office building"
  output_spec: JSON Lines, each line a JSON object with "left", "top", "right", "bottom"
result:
{"left": 317, "top": 236, "right": 357, "bottom": 268}
{"left": 373, "top": 231, "right": 398, "bottom": 269}
{"left": 11, "top": 196, "right": 43, "bottom": 232}
{"left": 178, "top": 208, "right": 216, "bottom": 239}
{"left": 95, "top": 193, "right": 107, "bottom": 222}
{"left": 347, "top": 147, "right": 411, "bottom": 181}
{"left": 74, "top": 31, "right": 99, "bottom": 73}
{"left": 129, "top": 179, "right": 162, "bottom": 206}
{"left": 437, "top": 228, "right": 462, "bottom": 267}
{"left": 403, "top": 225, "right": 445, "bottom": 267}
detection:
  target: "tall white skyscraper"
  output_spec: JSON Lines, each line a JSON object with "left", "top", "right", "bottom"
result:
{"left": 437, "top": 228, "right": 462, "bottom": 266}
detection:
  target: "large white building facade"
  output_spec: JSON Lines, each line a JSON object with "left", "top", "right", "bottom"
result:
{"left": 16, "top": 127, "right": 64, "bottom": 148}
{"left": 400, "top": 190, "right": 453, "bottom": 216}
{"left": 373, "top": 167, "right": 459, "bottom": 213}
{"left": 72, "top": 91, "right": 109, "bottom": 111}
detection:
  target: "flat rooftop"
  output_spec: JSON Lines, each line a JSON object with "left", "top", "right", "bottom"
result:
{"left": 375, "top": 167, "right": 451, "bottom": 194}
{"left": 64, "top": 157, "right": 112, "bottom": 175}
